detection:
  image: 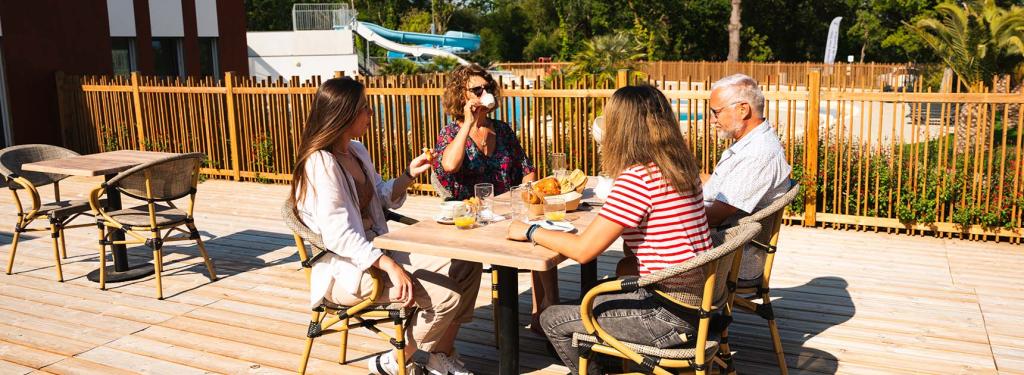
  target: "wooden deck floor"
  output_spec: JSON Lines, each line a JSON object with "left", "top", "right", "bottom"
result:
{"left": 1, "top": 177, "right": 1022, "bottom": 374}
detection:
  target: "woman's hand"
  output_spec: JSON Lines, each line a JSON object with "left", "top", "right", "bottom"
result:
{"left": 378, "top": 256, "right": 415, "bottom": 307}
{"left": 462, "top": 98, "right": 488, "bottom": 127}
{"left": 507, "top": 220, "right": 530, "bottom": 242}
{"left": 407, "top": 153, "right": 431, "bottom": 178}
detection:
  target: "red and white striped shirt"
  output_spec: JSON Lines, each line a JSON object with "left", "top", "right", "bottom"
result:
{"left": 599, "top": 164, "right": 713, "bottom": 282}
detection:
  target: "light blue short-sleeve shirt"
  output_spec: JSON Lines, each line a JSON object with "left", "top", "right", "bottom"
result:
{"left": 704, "top": 121, "right": 792, "bottom": 280}
{"left": 704, "top": 120, "right": 792, "bottom": 220}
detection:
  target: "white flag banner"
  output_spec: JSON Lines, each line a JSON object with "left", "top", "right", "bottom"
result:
{"left": 824, "top": 16, "right": 842, "bottom": 64}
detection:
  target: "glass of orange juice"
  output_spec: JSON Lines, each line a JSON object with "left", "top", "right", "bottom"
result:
{"left": 453, "top": 203, "right": 477, "bottom": 229}
{"left": 544, "top": 196, "right": 566, "bottom": 222}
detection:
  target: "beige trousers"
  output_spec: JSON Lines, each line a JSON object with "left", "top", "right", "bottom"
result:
{"left": 329, "top": 251, "right": 482, "bottom": 352}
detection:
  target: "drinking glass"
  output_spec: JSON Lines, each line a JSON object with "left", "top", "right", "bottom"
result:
{"left": 453, "top": 203, "right": 477, "bottom": 229}
{"left": 551, "top": 152, "right": 567, "bottom": 180}
{"left": 509, "top": 184, "right": 530, "bottom": 222}
{"left": 544, "top": 196, "right": 567, "bottom": 222}
{"left": 474, "top": 183, "right": 494, "bottom": 221}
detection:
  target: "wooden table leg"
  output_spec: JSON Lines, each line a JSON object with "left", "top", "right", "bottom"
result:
{"left": 495, "top": 265, "right": 520, "bottom": 375}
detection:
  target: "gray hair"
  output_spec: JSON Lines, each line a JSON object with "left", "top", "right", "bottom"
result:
{"left": 710, "top": 74, "right": 765, "bottom": 116}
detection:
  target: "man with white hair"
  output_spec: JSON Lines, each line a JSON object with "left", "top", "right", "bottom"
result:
{"left": 703, "top": 74, "right": 792, "bottom": 282}
{"left": 703, "top": 73, "right": 791, "bottom": 227}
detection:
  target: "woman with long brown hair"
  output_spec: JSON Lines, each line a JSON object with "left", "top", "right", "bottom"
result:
{"left": 507, "top": 85, "right": 713, "bottom": 374}
{"left": 292, "top": 77, "right": 481, "bottom": 375}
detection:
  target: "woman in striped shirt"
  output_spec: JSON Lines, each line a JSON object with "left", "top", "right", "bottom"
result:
{"left": 507, "top": 85, "right": 713, "bottom": 374}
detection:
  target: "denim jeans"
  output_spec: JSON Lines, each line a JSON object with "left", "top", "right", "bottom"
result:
{"left": 540, "top": 287, "right": 699, "bottom": 374}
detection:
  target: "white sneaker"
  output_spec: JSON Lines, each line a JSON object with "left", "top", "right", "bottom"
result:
{"left": 368, "top": 352, "right": 401, "bottom": 375}
{"left": 423, "top": 352, "right": 473, "bottom": 375}
{"left": 447, "top": 351, "right": 472, "bottom": 375}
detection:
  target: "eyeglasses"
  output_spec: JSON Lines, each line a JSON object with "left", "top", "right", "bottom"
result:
{"left": 467, "top": 82, "right": 496, "bottom": 97}
{"left": 709, "top": 101, "right": 746, "bottom": 118}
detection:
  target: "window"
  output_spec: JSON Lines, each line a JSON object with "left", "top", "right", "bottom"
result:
{"left": 199, "top": 38, "right": 219, "bottom": 77}
{"left": 152, "top": 38, "right": 183, "bottom": 77}
{"left": 111, "top": 38, "right": 137, "bottom": 76}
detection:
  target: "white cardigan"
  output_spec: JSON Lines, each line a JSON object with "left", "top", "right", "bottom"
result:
{"left": 296, "top": 142, "right": 406, "bottom": 309}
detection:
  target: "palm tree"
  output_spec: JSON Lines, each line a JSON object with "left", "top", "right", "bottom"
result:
{"left": 909, "top": 0, "right": 1024, "bottom": 150}
{"left": 567, "top": 32, "right": 646, "bottom": 86}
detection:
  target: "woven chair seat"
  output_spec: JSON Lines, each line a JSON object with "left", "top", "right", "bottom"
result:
{"left": 321, "top": 301, "right": 415, "bottom": 319}
{"left": 38, "top": 199, "right": 100, "bottom": 218}
{"left": 572, "top": 331, "right": 721, "bottom": 360}
{"left": 737, "top": 275, "right": 763, "bottom": 290}
{"left": 108, "top": 204, "right": 188, "bottom": 227}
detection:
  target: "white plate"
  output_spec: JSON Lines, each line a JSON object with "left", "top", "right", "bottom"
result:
{"left": 433, "top": 214, "right": 454, "bottom": 225}
{"left": 528, "top": 220, "right": 577, "bottom": 233}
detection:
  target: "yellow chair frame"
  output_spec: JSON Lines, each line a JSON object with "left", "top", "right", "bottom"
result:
{"left": 88, "top": 153, "right": 217, "bottom": 299}
{"left": 283, "top": 201, "right": 416, "bottom": 375}
{"left": 575, "top": 223, "right": 760, "bottom": 375}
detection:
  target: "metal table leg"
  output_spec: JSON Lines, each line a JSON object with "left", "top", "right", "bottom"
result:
{"left": 86, "top": 176, "right": 154, "bottom": 282}
{"left": 495, "top": 265, "right": 520, "bottom": 375}
{"left": 581, "top": 260, "right": 598, "bottom": 295}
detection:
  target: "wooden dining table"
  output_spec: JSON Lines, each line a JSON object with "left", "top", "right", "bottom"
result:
{"left": 22, "top": 150, "right": 180, "bottom": 283}
{"left": 373, "top": 184, "right": 603, "bottom": 375}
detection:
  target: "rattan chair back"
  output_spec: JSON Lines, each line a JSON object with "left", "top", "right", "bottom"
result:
{"left": 106, "top": 153, "right": 203, "bottom": 201}
{"left": 736, "top": 180, "right": 800, "bottom": 276}
{"left": 430, "top": 173, "right": 451, "bottom": 200}
{"left": 281, "top": 199, "right": 328, "bottom": 264}
{"left": 0, "top": 144, "right": 79, "bottom": 188}
{"left": 639, "top": 223, "right": 761, "bottom": 309}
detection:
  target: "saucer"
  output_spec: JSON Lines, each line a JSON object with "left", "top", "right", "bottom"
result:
{"left": 433, "top": 214, "right": 455, "bottom": 225}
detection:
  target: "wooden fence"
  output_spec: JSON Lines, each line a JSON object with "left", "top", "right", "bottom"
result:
{"left": 56, "top": 70, "right": 1024, "bottom": 242}
{"left": 496, "top": 61, "right": 923, "bottom": 90}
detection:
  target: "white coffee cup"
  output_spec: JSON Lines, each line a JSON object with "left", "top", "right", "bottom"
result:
{"left": 479, "top": 92, "right": 496, "bottom": 109}
{"left": 439, "top": 201, "right": 462, "bottom": 219}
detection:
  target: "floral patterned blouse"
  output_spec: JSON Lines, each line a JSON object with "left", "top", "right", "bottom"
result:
{"left": 432, "top": 119, "right": 535, "bottom": 200}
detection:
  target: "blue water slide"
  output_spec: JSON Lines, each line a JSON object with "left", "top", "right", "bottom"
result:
{"left": 359, "top": 22, "right": 480, "bottom": 53}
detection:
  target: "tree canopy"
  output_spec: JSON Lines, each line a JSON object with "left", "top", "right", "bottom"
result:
{"left": 245, "top": 0, "right": 1024, "bottom": 66}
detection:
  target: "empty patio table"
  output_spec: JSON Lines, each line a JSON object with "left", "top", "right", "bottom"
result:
{"left": 373, "top": 188, "right": 601, "bottom": 375}
{"left": 22, "top": 150, "right": 180, "bottom": 282}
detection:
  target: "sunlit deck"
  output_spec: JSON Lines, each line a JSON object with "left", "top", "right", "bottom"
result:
{"left": 0, "top": 177, "right": 1021, "bottom": 374}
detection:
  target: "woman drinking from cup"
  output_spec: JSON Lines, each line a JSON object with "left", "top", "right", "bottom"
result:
{"left": 507, "top": 85, "right": 713, "bottom": 374}
{"left": 431, "top": 64, "right": 558, "bottom": 334}
{"left": 291, "top": 77, "right": 481, "bottom": 375}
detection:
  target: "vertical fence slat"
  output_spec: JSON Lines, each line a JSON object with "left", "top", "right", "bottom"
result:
{"left": 225, "top": 71, "right": 241, "bottom": 180}
{"left": 804, "top": 71, "right": 821, "bottom": 226}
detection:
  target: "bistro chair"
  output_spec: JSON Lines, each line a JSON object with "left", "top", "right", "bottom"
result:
{"left": 429, "top": 173, "right": 451, "bottom": 200}
{"left": 88, "top": 153, "right": 217, "bottom": 299}
{"left": 0, "top": 144, "right": 104, "bottom": 282}
{"left": 717, "top": 180, "right": 801, "bottom": 375}
{"left": 571, "top": 222, "right": 760, "bottom": 375}
{"left": 282, "top": 200, "right": 417, "bottom": 375}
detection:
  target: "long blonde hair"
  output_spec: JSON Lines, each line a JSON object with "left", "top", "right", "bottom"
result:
{"left": 600, "top": 85, "right": 701, "bottom": 195}
{"left": 290, "top": 77, "right": 368, "bottom": 207}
